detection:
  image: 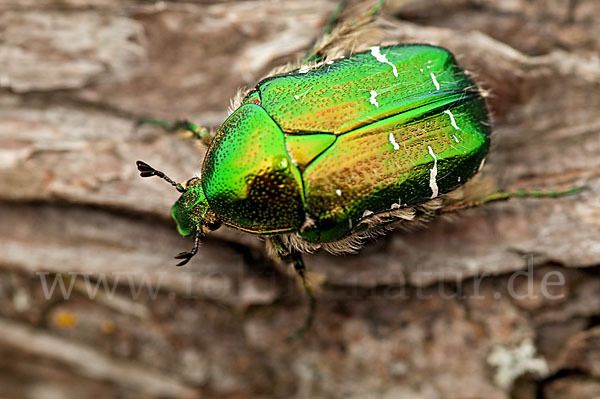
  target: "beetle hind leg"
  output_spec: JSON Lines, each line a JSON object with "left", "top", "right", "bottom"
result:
{"left": 439, "top": 186, "right": 584, "bottom": 214}
{"left": 269, "top": 237, "right": 316, "bottom": 342}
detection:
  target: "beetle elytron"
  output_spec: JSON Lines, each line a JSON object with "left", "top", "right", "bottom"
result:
{"left": 137, "top": 44, "right": 491, "bottom": 337}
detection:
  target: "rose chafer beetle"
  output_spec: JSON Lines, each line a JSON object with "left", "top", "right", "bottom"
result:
{"left": 137, "top": 44, "right": 576, "bottom": 339}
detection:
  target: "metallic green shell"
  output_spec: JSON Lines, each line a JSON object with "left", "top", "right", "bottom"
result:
{"left": 300, "top": 99, "right": 489, "bottom": 242}
{"left": 256, "top": 45, "right": 478, "bottom": 135}
{"left": 201, "top": 104, "right": 305, "bottom": 233}
{"left": 201, "top": 45, "right": 491, "bottom": 243}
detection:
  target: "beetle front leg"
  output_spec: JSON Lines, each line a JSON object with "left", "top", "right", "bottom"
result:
{"left": 174, "top": 231, "right": 201, "bottom": 266}
{"left": 269, "top": 237, "right": 316, "bottom": 342}
{"left": 136, "top": 118, "right": 213, "bottom": 146}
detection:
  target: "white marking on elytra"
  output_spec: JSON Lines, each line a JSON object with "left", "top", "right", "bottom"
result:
{"left": 430, "top": 72, "right": 440, "bottom": 90}
{"left": 444, "top": 110, "right": 460, "bottom": 130}
{"left": 293, "top": 88, "right": 311, "bottom": 101}
{"left": 369, "top": 90, "right": 379, "bottom": 108}
{"left": 336, "top": 189, "right": 342, "bottom": 197}
{"left": 427, "top": 145, "right": 439, "bottom": 199}
{"left": 458, "top": 176, "right": 461, "bottom": 183}
{"left": 388, "top": 132, "right": 400, "bottom": 150}
{"left": 452, "top": 134, "right": 460, "bottom": 143}
{"left": 370, "top": 46, "right": 398, "bottom": 78}
{"left": 348, "top": 218, "right": 353, "bottom": 229}
{"left": 419, "top": 68, "right": 424, "bottom": 72}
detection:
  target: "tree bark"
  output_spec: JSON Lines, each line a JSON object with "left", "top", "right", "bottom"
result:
{"left": 0, "top": 0, "right": 599, "bottom": 398}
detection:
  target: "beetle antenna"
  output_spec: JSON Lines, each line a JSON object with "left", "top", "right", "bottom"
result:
{"left": 136, "top": 160, "right": 185, "bottom": 193}
{"left": 174, "top": 231, "right": 201, "bottom": 266}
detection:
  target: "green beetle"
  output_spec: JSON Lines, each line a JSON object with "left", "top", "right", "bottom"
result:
{"left": 137, "top": 44, "right": 490, "bottom": 336}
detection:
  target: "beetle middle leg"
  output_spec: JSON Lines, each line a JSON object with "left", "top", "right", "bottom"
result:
{"left": 269, "top": 237, "right": 316, "bottom": 342}
{"left": 136, "top": 118, "right": 213, "bottom": 146}
{"left": 303, "top": 0, "right": 386, "bottom": 63}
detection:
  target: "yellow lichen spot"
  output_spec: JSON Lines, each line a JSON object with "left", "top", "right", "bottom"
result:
{"left": 101, "top": 319, "right": 116, "bottom": 334}
{"left": 52, "top": 310, "right": 78, "bottom": 329}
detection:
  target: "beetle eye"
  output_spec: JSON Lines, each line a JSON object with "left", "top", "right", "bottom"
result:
{"left": 186, "top": 177, "right": 200, "bottom": 187}
{"left": 205, "top": 221, "right": 221, "bottom": 231}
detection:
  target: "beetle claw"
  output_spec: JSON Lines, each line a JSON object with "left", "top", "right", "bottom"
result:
{"left": 174, "top": 251, "right": 194, "bottom": 266}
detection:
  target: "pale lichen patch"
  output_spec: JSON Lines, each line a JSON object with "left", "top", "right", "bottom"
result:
{"left": 487, "top": 339, "right": 550, "bottom": 390}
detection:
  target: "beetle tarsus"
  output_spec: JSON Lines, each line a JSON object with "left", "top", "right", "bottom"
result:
{"left": 174, "top": 252, "right": 194, "bottom": 266}
{"left": 285, "top": 261, "right": 316, "bottom": 343}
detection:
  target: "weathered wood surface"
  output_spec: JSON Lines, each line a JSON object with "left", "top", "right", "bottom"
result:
{"left": 1, "top": 0, "right": 599, "bottom": 398}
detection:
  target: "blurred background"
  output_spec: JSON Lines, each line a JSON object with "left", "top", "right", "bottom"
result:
{"left": 1, "top": 0, "right": 599, "bottom": 398}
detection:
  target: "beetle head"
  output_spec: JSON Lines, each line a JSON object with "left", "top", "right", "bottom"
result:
{"left": 136, "top": 160, "right": 221, "bottom": 237}
{"left": 136, "top": 160, "right": 221, "bottom": 266}
{"left": 171, "top": 177, "right": 221, "bottom": 237}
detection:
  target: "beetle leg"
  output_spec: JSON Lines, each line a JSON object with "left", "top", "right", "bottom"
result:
{"left": 303, "top": 0, "right": 386, "bottom": 63}
{"left": 269, "top": 237, "right": 316, "bottom": 342}
{"left": 360, "top": 186, "right": 584, "bottom": 233}
{"left": 440, "top": 186, "right": 584, "bottom": 214}
{"left": 286, "top": 251, "right": 317, "bottom": 342}
{"left": 136, "top": 118, "right": 212, "bottom": 146}
{"left": 174, "top": 231, "right": 201, "bottom": 266}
